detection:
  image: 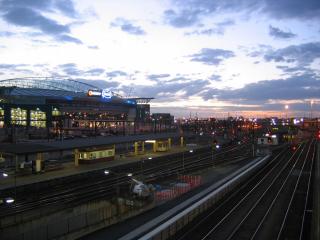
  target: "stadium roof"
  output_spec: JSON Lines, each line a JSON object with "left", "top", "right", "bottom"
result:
{"left": 0, "top": 77, "right": 100, "bottom": 93}
{"left": 1, "top": 87, "right": 85, "bottom": 98}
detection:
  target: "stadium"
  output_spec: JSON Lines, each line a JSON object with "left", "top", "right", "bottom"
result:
{"left": 0, "top": 77, "right": 153, "bottom": 141}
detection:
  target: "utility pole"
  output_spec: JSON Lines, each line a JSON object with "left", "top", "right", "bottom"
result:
{"left": 252, "top": 121, "right": 255, "bottom": 157}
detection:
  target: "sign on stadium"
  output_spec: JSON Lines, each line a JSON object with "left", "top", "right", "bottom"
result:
{"left": 87, "top": 89, "right": 113, "bottom": 99}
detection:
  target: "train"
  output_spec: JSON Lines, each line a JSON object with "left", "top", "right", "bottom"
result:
{"left": 78, "top": 146, "right": 115, "bottom": 164}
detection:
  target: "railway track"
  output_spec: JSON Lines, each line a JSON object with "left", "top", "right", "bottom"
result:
{"left": 0, "top": 142, "right": 252, "bottom": 218}
{"left": 172, "top": 139, "right": 316, "bottom": 240}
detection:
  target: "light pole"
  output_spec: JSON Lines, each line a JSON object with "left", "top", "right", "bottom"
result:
{"left": 0, "top": 171, "right": 15, "bottom": 205}
{"left": 182, "top": 149, "right": 193, "bottom": 173}
{"left": 104, "top": 169, "right": 121, "bottom": 198}
{"left": 139, "top": 157, "right": 152, "bottom": 181}
{"left": 285, "top": 104, "right": 289, "bottom": 121}
{"left": 212, "top": 144, "right": 220, "bottom": 165}
{"left": 310, "top": 100, "right": 314, "bottom": 119}
{"left": 252, "top": 120, "right": 255, "bottom": 157}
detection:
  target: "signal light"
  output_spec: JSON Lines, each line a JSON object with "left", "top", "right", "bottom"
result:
{"left": 292, "top": 146, "right": 296, "bottom": 151}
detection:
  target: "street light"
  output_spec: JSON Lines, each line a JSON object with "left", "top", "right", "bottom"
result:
{"left": 0, "top": 197, "right": 15, "bottom": 205}
{"left": 5, "top": 197, "right": 15, "bottom": 204}
{"left": 311, "top": 100, "right": 314, "bottom": 119}
{"left": 182, "top": 149, "right": 193, "bottom": 172}
{"left": 285, "top": 105, "right": 289, "bottom": 120}
{"left": 104, "top": 169, "right": 123, "bottom": 198}
{"left": 140, "top": 157, "right": 152, "bottom": 181}
{"left": 211, "top": 144, "right": 220, "bottom": 164}
{"left": 0, "top": 172, "right": 14, "bottom": 205}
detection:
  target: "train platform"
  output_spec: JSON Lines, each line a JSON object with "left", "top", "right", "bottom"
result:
{"left": 0, "top": 144, "right": 205, "bottom": 191}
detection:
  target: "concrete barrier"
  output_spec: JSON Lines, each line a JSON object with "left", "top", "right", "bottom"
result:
{"left": 0, "top": 198, "right": 154, "bottom": 240}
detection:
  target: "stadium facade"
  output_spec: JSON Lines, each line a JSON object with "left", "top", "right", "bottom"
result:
{"left": 0, "top": 78, "right": 155, "bottom": 139}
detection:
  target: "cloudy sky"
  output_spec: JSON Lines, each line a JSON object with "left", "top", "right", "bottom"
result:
{"left": 0, "top": 0, "right": 319, "bottom": 118}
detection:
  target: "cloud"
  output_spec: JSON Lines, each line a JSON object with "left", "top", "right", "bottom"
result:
{"left": 148, "top": 74, "right": 171, "bottom": 81}
{"left": 165, "top": 0, "right": 320, "bottom": 27}
{"left": 186, "top": 20, "right": 235, "bottom": 36}
{"left": 106, "top": 70, "right": 128, "bottom": 78}
{"left": 0, "top": 31, "right": 16, "bottom": 37}
{"left": 56, "top": 34, "right": 82, "bottom": 44}
{"left": 54, "top": 0, "right": 77, "bottom": 18}
{"left": 1, "top": 0, "right": 77, "bottom": 17}
{"left": 88, "top": 45, "right": 99, "bottom": 50}
{"left": 189, "top": 48, "right": 235, "bottom": 65}
{"left": 186, "top": 28, "right": 224, "bottom": 36}
{"left": 264, "top": 42, "right": 320, "bottom": 66}
{"left": 85, "top": 68, "right": 105, "bottom": 76}
{"left": 3, "top": 7, "right": 69, "bottom": 34}
{"left": 164, "top": 9, "right": 200, "bottom": 28}
{"left": 262, "top": 0, "right": 320, "bottom": 20}
{"left": 110, "top": 18, "right": 146, "bottom": 35}
{"left": 0, "top": 63, "right": 28, "bottom": 69}
{"left": 58, "top": 63, "right": 82, "bottom": 75}
{"left": 125, "top": 79, "right": 209, "bottom": 100}
{"left": 74, "top": 79, "right": 119, "bottom": 89}
{"left": 0, "top": 63, "right": 33, "bottom": 75}
{"left": 269, "top": 25, "right": 296, "bottom": 39}
{"left": 276, "top": 65, "right": 310, "bottom": 73}
{"left": 58, "top": 63, "right": 77, "bottom": 68}
{"left": 0, "top": 0, "right": 82, "bottom": 44}
{"left": 209, "top": 74, "right": 222, "bottom": 81}
{"left": 202, "top": 74, "right": 320, "bottom": 102}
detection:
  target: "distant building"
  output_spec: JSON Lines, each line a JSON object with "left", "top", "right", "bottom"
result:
{"left": 151, "top": 113, "right": 174, "bottom": 132}
{"left": 152, "top": 113, "right": 174, "bottom": 124}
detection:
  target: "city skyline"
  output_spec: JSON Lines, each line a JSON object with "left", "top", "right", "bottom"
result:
{"left": 0, "top": 0, "right": 319, "bottom": 117}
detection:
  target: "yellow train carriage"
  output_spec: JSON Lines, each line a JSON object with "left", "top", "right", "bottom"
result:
{"left": 78, "top": 146, "right": 115, "bottom": 164}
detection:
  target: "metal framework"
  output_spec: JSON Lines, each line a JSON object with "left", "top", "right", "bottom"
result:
{"left": 0, "top": 77, "right": 100, "bottom": 93}
{"left": 128, "top": 97, "right": 154, "bottom": 104}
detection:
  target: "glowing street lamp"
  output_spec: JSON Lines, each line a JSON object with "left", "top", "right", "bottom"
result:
{"left": 285, "top": 105, "right": 289, "bottom": 120}
{"left": 311, "top": 100, "right": 314, "bottom": 119}
{"left": 182, "top": 150, "right": 194, "bottom": 172}
{"left": 5, "top": 197, "right": 15, "bottom": 204}
{"left": 0, "top": 197, "right": 15, "bottom": 205}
